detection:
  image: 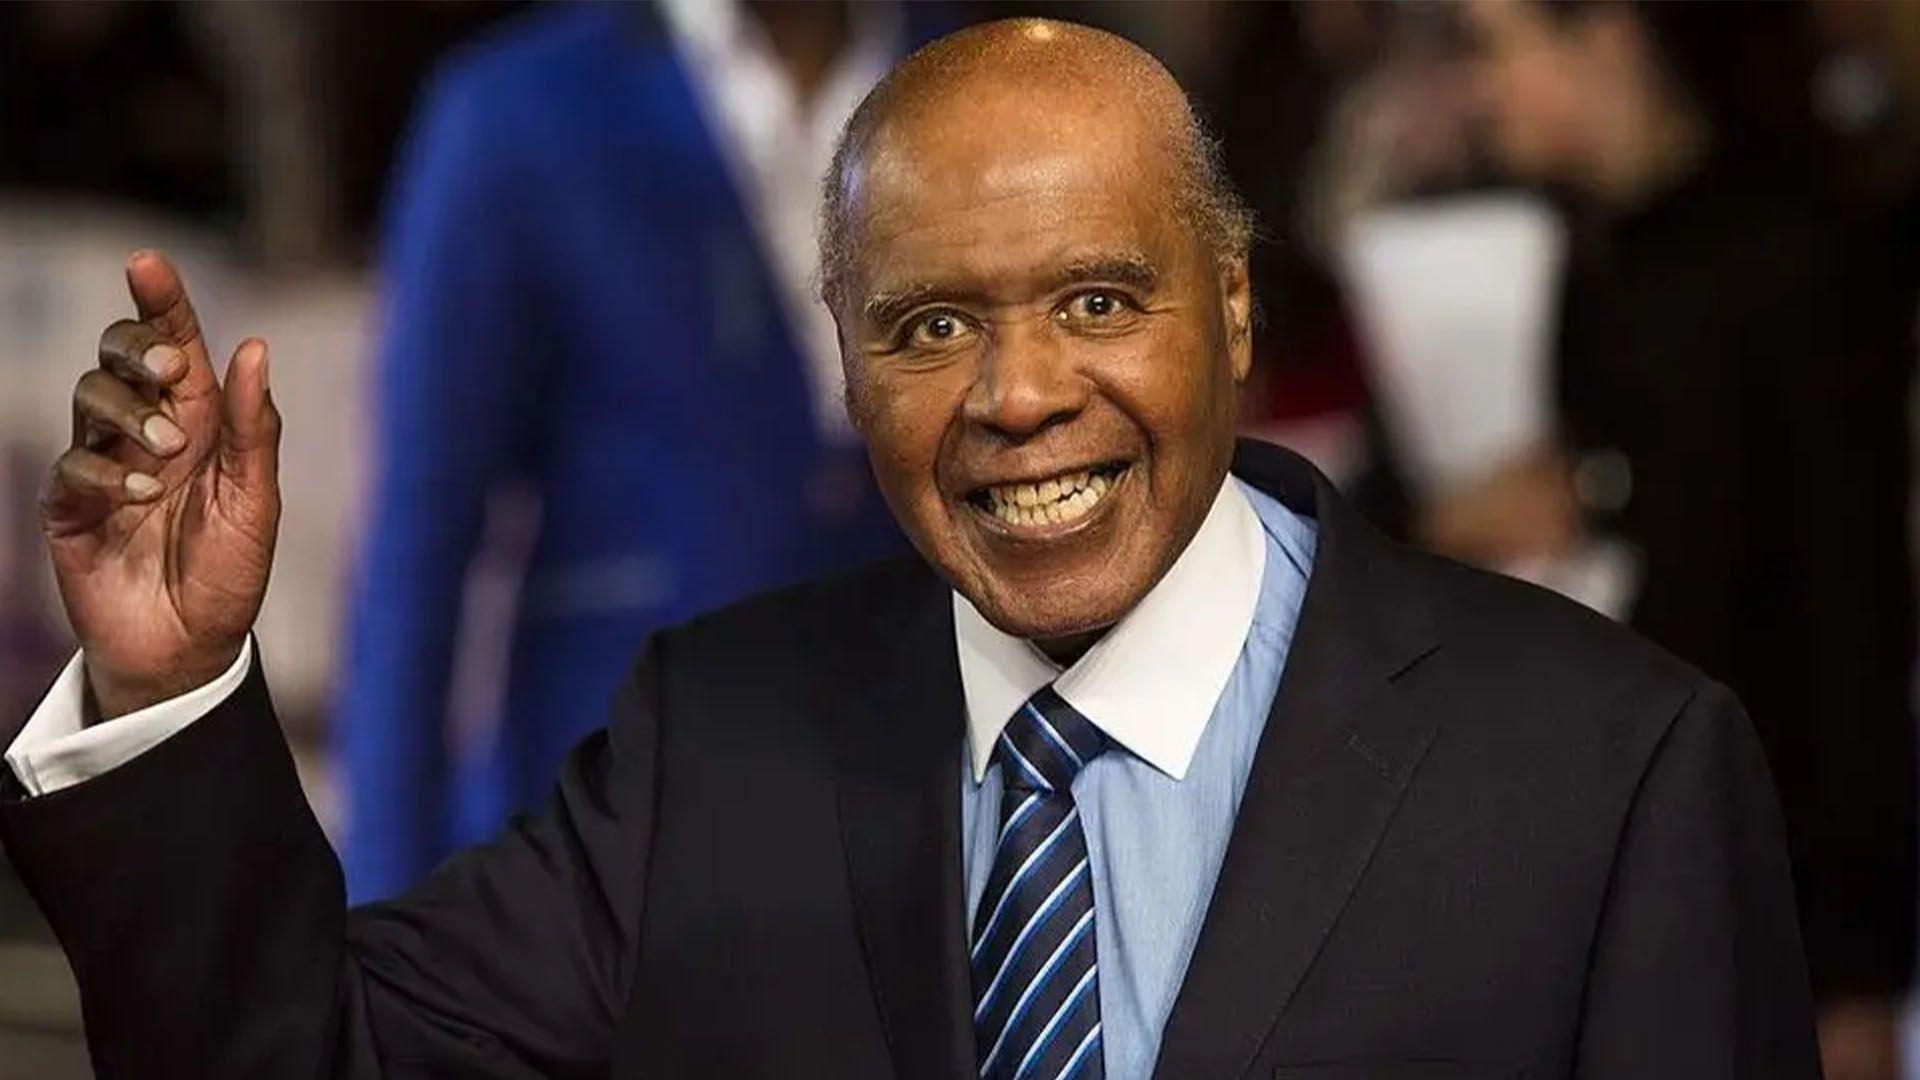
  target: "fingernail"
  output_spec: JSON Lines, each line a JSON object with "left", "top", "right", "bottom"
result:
{"left": 124, "top": 473, "right": 163, "bottom": 499}
{"left": 142, "top": 345, "right": 182, "bottom": 381}
{"left": 143, "top": 414, "right": 185, "bottom": 454}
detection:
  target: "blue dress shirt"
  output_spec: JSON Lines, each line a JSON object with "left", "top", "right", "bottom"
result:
{"left": 961, "top": 481, "right": 1318, "bottom": 1078}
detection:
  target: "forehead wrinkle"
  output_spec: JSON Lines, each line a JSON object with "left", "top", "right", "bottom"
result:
{"left": 857, "top": 142, "right": 1173, "bottom": 292}
{"left": 876, "top": 84, "right": 1183, "bottom": 200}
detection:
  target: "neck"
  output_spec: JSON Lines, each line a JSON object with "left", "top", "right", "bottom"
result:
{"left": 1035, "top": 628, "right": 1107, "bottom": 668}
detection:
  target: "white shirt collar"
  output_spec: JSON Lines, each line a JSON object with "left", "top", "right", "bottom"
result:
{"left": 953, "top": 477, "right": 1268, "bottom": 782}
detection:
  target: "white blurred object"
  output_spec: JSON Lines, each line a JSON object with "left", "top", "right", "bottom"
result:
{"left": 1339, "top": 193, "right": 1639, "bottom": 619}
{"left": 1341, "top": 194, "right": 1564, "bottom": 493}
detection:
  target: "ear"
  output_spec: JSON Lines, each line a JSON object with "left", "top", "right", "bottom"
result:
{"left": 832, "top": 311, "right": 874, "bottom": 436}
{"left": 1220, "top": 253, "right": 1254, "bottom": 383}
{"left": 843, "top": 380, "right": 870, "bottom": 435}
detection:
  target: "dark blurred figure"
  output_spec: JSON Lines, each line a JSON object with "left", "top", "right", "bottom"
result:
{"left": 0, "top": 1, "right": 235, "bottom": 222}
{"left": 315, "top": 1, "right": 534, "bottom": 254}
{"left": 1205, "top": 2, "right": 1380, "bottom": 449}
{"left": 336, "top": 1, "right": 937, "bottom": 901}
{"left": 1458, "top": 3, "right": 1917, "bottom": 1077}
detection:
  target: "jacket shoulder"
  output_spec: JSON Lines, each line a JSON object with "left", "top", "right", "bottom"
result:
{"left": 1410, "top": 549, "right": 1722, "bottom": 739}
{"left": 1377, "top": 549, "right": 1764, "bottom": 871}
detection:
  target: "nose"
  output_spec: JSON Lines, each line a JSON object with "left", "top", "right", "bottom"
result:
{"left": 962, "top": 322, "right": 1087, "bottom": 440}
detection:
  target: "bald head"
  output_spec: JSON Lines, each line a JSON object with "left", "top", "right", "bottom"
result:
{"left": 817, "top": 19, "right": 1252, "bottom": 312}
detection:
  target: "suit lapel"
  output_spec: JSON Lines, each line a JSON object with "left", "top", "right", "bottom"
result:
{"left": 1152, "top": 442, "right": 1442, "bottom": 1078}
{"left": 828, "top": 569, "right": 976, "bottom": 1080}
{"left": 823, "top": 442, "right": 1444, "bottom": 1079}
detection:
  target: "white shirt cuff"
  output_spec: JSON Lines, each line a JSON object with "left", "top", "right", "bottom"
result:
{"left": 4, "top": 638, "right": 254, "bottom": 797}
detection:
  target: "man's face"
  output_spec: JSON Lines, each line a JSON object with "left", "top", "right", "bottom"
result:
{"left": 835, "top": 78, "right": 1252, "bottom": 646}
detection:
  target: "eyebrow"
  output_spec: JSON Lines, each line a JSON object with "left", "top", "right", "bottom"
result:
{"left": 861, "top": 282, "right": 952, "bottom": 330}
{"left": 1049, "top": 254, "right": 1158, "bottom": 295}
{"left": 859, "top": 252, "right": 1161, "bottom": 330}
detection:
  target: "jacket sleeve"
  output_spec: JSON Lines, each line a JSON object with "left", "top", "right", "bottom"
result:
{"left": 1573, "top": 682, "right": 1820, "bottom": 1078}
{"left": 334, "top": 53, "right": 544, "bottom": 902}
{"left": 0, "top": 642, "right": 662, "bottom": 1078}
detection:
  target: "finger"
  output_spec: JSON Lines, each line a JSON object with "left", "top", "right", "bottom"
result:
{"left": 98, "top": 318, "right": 190, "bottom": 391}
{"left": 72, "top": 369, "right": 189, "bottom": 457}
{"left": 123, "top": 250, "right": 218, "bottom": 400}
{"left": 219, "top": 338, "right": 279, "bottom": 491}
{"left": 41, "top": 447, "right": 163, "bottom": 532}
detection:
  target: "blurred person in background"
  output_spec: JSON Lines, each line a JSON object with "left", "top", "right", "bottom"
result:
{"left": 1202, "top": 1, "right": 1384, "bottom": 487}
{"left": 1451, "top": 2, "right": 1918, "bottom": 1076}
{"left": 337, "top": 0, "right": 943, "bottom": 900}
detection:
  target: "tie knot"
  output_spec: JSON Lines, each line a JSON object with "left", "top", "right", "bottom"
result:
{"left": 993, "top": 685, "right": 1107, "bottom": 792}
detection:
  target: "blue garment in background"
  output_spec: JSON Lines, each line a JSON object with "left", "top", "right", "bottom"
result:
{"left": 961, "top": 480, "right": 1319, "bottom": 1079}
{"left": 337, "top": 4, "right": 918, "bottom": 901}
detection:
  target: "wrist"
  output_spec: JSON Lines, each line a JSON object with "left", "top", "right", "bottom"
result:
{"left": 84, "top": 641, "right": 246, "bottom": 721}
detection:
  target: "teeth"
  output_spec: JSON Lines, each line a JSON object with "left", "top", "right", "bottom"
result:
{"left": 981, "top": 466, "right": 1122, "bottom": 528}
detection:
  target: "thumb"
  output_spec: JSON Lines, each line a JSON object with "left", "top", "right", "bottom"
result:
{"left": 219, "top": 338, "right": 281, "bottom": 494}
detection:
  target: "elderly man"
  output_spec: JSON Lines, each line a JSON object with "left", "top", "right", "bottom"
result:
{"left": 2, "top": 20, "right": 1815, "bottom": 1079}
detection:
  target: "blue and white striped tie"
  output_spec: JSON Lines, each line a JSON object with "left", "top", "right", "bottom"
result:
{"left": 971, "top": 685, "right": 1107, "bottom": 1080}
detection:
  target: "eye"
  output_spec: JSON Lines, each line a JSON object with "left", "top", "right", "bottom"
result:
{"left": 898, "top": 309, "right": 975, "bottom": 350}
{"left": 1057, "top": 290, "right": 1138, "bottom": 329}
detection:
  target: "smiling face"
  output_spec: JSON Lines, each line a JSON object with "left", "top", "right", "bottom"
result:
{"left": 830, "top": 38, "right": 1252, "bottom": 650}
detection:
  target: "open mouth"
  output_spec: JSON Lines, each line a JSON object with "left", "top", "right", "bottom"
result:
{"left": 966, "top": 461, "right": 1131, "bottom": 529}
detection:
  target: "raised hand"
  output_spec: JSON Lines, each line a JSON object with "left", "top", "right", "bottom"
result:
{"left": 39, "top": 251, "right": 282, "bottom": 719}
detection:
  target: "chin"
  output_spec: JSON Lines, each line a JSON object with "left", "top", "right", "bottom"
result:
{"left": 966, "top": 567, "right": 1145, "bottom": 644}
{"left": 939, "top": 463, "right": 1155, "bottom": 627}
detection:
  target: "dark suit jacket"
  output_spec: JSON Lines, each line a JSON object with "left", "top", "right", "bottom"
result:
{"left": 0, "top": 442, "right": 1818, "bottom": 1078}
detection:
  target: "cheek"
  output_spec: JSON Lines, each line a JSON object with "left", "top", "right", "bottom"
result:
{"left": 1102, "top": 328, "right": 1235, "bottom": 452}
{"left": 853, "top": 372, "right": 965, "bottom": 500}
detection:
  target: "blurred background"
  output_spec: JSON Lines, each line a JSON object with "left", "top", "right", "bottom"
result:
{"left": 3, "top": 1, "right": 1919, "bottom": 1076}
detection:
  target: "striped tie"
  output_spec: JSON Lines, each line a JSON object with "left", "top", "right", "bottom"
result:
{"left": 971, "top": 685, "right": 1107, "bottom": 1080}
